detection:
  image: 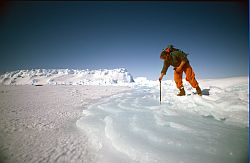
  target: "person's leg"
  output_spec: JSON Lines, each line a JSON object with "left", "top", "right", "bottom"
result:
{"left": 174, "top": 70, "right": 183, "bottom": 89}
{"left": 184, "top": 65, "right": 198, "bottom": 88}
{"left": 174, "top": 70, "right": 185, "bottom": 96}
{"left": 184, "top": 65, "right": 202, "bottom": 95}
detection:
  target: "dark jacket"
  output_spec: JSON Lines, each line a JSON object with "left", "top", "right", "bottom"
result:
{"left": 161, "top": 50, "right": 189, "bottom": 75}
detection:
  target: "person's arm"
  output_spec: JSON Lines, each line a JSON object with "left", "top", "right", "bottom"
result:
{"left": 159, "top": 60, "right": 169, "bottom": 81}
{"left": 159, "top": 73, "right": 165, "bottom": 81}
{"left": 178, "top": 60, "right": 186, "bottom": 69}
{"left": 175, "top": 51, "right": 188, "bottom": 72}
{"left": 175, "top": 60, "right": 186, "bottom": 73}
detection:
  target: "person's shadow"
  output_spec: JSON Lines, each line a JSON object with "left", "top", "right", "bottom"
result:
{"left": 202, "top": 89, "right": 210, "bottom": 96}
{"left": 189, "top": 88, "right": 210, "bottom": 96}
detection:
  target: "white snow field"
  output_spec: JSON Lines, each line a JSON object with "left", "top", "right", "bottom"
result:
{"left": 0, "top": 85, "right": 130, "bottom": 163}
{"left": 76, "top": 76, "right": 249, "bottom": 163}
{"left": 0, "top": 69, "right": 248, "bottom": 163}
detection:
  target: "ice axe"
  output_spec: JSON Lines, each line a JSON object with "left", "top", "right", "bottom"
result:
{"left": 159, "top": 80, "right": 162, "bottom": 104}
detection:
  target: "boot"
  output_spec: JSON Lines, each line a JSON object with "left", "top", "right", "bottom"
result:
{"left": 196, "top": 86, "right": 202, "bottom": 96}
{"left": 177, "top": 87, "right": 185, "bottom": 96}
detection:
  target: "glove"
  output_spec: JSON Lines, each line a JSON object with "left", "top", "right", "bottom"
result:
{"left": 159, "top": 76, "right": 163, "bottom": 81}
{"left": 159, "top": 74, "right": 164, "bottom": 81}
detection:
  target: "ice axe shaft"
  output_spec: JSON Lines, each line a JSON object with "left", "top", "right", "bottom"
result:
{"left": 160, "top": 80, "right": 162, "bottom": 104}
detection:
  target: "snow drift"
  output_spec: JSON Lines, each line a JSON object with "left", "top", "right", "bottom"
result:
{"left": 0, "top": 68, "right": 134, "bottom": 85}
{"left": 76, "top": 76, "right": 248, "bottom": 163}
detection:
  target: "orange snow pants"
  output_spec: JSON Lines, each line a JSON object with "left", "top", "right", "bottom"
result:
{"left": 174, "top": 64, "right": 199, "bottom": 89}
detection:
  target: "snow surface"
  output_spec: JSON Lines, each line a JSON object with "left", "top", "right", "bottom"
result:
{"left": 0, "top": 85, "right": 130, "bottom": 163}
{"left": 0, "top": 68, "right": 248, "bottom": 163}
{"left": 76, "top": 76, "right": 249, "bottom": 163}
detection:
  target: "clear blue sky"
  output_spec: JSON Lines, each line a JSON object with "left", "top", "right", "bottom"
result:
{"left": 0, "top": 1, "right": 248, "bottom": 80}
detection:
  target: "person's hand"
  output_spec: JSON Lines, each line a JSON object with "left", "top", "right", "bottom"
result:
{"left": 159, "top": 75, "right": 163, "bottom": 81}
{"left": 174, "top": 67, "right": 182, "bottom": 73}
